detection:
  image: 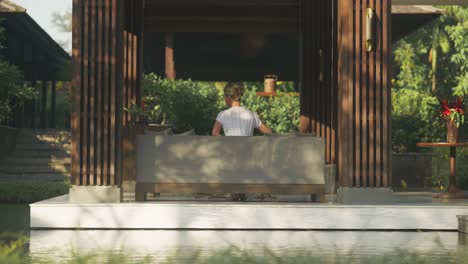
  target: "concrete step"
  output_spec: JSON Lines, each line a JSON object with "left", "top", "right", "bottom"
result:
{"left": 16, "top": 130, "right": 71, "bottom": 144}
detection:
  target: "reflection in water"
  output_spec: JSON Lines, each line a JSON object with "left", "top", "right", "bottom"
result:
{"left": 30, "top": 230, "right": 468, "bottom": 263}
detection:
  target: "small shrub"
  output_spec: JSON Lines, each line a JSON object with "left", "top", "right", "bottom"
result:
{"left": 143, "top": 75, "right": 301, "bottom": 135}
{"left": 242, "top": 88, "right": 300, "bottom": 134}
{"left": 0, "top": 180, "right": 69, "bottom": 203}
{"left": 392, "top": 88, "right": 442, "bottom": 152}
{"left": 0, "top": 60, "right": 36, "bottom": 124}
{"left": 143, "top": 74, "right": 220, "bottom": 134}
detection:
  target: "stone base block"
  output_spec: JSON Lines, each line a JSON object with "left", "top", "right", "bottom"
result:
{"left": 325, "top": 164, "right": 336, "bottom": 194}
{"left": 337, "top": 187, "right": 394, "bottom": 204}
{"left": 122, "top": 180, "right": 136, "bottom": 194}
{"left": 458, "top": 215, "right": 468, "bottom": 234}
{"left": 69, "top": 186, "right": 122, "bottom": 203}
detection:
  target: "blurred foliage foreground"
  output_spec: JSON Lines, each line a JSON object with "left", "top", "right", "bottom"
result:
{"left": 0, "top": 234, "right": 467, "bottom": 264}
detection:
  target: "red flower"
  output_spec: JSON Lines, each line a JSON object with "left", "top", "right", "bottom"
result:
{"left": 440, "top": 99, "right": 451, "bottom": 117}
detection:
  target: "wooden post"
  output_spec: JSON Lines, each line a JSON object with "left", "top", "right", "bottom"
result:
{"left": 40, "top": 81, "right": 48, "bottom": 129}
{"left": 51, "top": 80, "right": 56, "bottom": 128}
{"left": 165, "top": 32, "right": 176, "bottom": 80}
{"left": 337, "top": 0, "right": 391, "bottom": 188}
{"left": 71, "top": 0, "right": 143, "bottom": 202}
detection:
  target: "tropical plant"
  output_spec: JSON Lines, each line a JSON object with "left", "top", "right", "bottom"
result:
{"left": 428, "top": 23, "right": 451, "bottom": 94}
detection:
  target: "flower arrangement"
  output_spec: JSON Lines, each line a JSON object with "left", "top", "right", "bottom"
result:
{"left": 440, "top": 97, "right": 465, "bottom": 128}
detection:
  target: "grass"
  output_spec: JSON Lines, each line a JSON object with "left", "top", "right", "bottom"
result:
{"left": 0, "top": 180, "right": 69, "bottom": 203}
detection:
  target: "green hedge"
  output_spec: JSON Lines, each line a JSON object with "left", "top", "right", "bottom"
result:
{"left": 143, "top": 75, "right": 300, "bottom": 135}
{"left": 0, "top": 180, "right": 69, "bottom": 203}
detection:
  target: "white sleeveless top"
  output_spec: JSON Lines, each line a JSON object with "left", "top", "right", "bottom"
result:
{"left": 216, "top": 106, "right": 262, "bottom": 136}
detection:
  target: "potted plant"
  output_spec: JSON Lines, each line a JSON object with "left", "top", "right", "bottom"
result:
{"left": 124, "top": 100, "right": 148, "bottom": 126}
{"left": 440, "top": 97, "right": 465, "bottom": 143}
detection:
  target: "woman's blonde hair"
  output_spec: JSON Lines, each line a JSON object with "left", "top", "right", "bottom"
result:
{"left": 224, "top": 82, "right": 245, "bottom": 101}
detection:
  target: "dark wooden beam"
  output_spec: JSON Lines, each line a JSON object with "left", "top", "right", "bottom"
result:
{"left": 165, "top": 32, "right": 176, "bottom": 80}
{"left": 50, "top": 80, "right": 56, "bottom": 128}
{"left": 40, "top": 80, "right": 48, "bottom": 129}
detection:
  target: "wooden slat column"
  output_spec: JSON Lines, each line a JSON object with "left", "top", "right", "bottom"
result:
{"left": 300, "top": 0, "right": 337, "bottom": 165}
{"left": 122, "top": 0, "right": 144, "bottom": 190}
{"left": 72, "top": 0, "right": 139, "bottom": 199}
{"left": 337, "top": 0, "right": 391, "bottom": 188}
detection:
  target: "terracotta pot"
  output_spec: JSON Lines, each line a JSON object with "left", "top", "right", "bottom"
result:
{"left": 447, "top": 120, "right": 459, "bottom": 143}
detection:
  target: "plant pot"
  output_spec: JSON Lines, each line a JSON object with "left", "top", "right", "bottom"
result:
{"left": 447, "top": 120, "right": 459, "bottom": 143}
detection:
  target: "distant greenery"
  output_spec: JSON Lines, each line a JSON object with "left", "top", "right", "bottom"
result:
{"left": 0, "top": 61, "right": 36, "bottom": 124}
{"left": 0, "top": 180, "right": 69, "bottom": 203}
{"left": 143, "top": 74, "right": 300, "bottom": 135}
{"left": 242, "top": 83, "right": 300, "bottom": 134}
{"left": 143, "top": 74, "right": 222, "bottom": 134}
{"left": 392, "top": 6, "right": 468, "bottom": 152}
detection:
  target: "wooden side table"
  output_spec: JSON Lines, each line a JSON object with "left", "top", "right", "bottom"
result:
{"left": 416, "top": 142, "right": 468, "bottom": 199}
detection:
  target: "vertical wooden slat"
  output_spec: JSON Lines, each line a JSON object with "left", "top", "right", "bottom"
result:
{"left": 109, "top": 0, "right": 116, "bottom": 186}
{"left": 325, "top": 0, "right": 332, "bottom": 164}
{"left": 375, "top": 0, "right": 381, "bottom": 187}
{"left": 311, "top": 1, "right": 317, "bottom": 135}
{"left": 320, "top": 0, "right": 326, "bottom": 141}
{"left": 368, "top": 0, "right": 375, "bottom": 187}
{"left": 353, "top": 0, "right": 360, "bottom": 187}
{"left": 115, "top": 0, "right": 125, "bottom": 187}
{"left": 89, "top": 0, "right": 96, "bottom": 186}
{"left": 132, "top": 3, "right": 138, "bottom": 110}
{"left": 131, "top": 1, "right": 136, "bottom": 112}
{"left": 361, "top": 0, "right": 368, "bottom": 187}
{"left": 338, "top": 0, "right": 350, "bottom": 186}
{"left": 331, "top": 0, "right": 338, "bottom": 165}
{"left": 82, "top": 0, "right": 89, "bottom": 186}
{"left": 103, "top": 0, "right": 110, "bottom": 186}
{"left": 72, "top": 0, "right": 82, "bottom": 186}
{"left": 299, "top": 0, "right": 311, "bottom": 134}
{"left": 123, "top": 30, "right": 128, "bottom": 125}
{"left": 136, "top": 0, "right": 143, "bottom": 106}
{"left": 96, "top": 0, "right": 103, "bottom": 186}
{"left": 382, "top": 0, "right": 391, "bottom": 187}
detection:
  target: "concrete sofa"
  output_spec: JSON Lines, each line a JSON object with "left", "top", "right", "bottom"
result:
{"left": 135, "top": 135, "right": 326, "bottom": 201}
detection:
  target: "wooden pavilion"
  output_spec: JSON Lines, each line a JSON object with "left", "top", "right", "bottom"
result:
{"left": 0, "top": 0, "right": 71, "bottom": 129}
{"left": 69, "top": 0, "right": 448, "bottom": 202}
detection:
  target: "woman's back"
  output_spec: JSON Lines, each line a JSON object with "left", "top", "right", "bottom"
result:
{"left": 216, "top": 106, "right": 261, "bottom": 136}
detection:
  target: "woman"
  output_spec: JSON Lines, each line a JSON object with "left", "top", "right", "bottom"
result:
{"left": 212, "top": 82, "right": 272, "bottom": 136}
